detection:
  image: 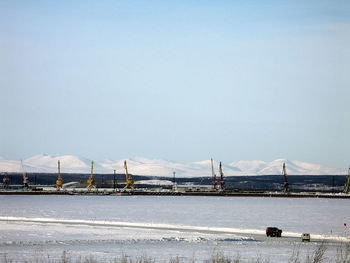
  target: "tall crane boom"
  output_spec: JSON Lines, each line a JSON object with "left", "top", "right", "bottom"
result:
{"left": 282, "top": 162, "right": 289, "bottom": 192}
{"left": 3, "top": 172, "right": 9, "bottom": 188}
{"left": 56, "top": 160, "right": 63, "bottom": 190}
{"left": 86, "top": 161, "right": 96, "bottom": 191}
{"left": 21, "top": 160, "right": 29, "bottom": 188}
{"left": 123, "top": 160, "right": 134, "bottom": 191}
{"left": 219, "top": 162, "right": 225, "bottom": 190}
{"left": 344, "top": 166, "right": 350, "bottom": 194}
{"left": 211, "top": 158, "right": 217, "bottom": 189}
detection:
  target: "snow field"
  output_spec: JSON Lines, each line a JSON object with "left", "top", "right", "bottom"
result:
{"left": 0, "top": 195, "right": 349, "bottom": 262}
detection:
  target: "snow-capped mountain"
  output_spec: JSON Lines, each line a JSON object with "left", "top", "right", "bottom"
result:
{"left": 0, "top": 154, "right": 345, "bottom": 177}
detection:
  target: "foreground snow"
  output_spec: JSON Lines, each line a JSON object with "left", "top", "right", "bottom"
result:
{"left": 0, "top": 196, "right": 349, "bottom": 262}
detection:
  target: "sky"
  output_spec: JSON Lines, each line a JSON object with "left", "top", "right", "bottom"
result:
{"left": 0, "top": 0, "right": 349, "bottom": 168}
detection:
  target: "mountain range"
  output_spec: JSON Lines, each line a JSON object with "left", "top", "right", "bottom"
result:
{"left": 0, "top": 154, "right": 346, "bottom": 177}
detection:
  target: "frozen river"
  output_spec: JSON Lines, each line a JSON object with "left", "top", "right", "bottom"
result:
{"left": 0, "top": 195, "right": 349, "bottom": 262}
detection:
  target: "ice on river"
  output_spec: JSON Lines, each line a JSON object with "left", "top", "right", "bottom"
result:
{"left": 0, "top": 195, "right": 349, "bottom": 262}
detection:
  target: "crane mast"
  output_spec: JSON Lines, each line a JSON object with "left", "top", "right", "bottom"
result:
{"left": 123, "top": 160, "right": 134, "bottom": 191}
{"left": 56, "top": 160, "right": 63, "bottom": 190}
{"left": 282, "top": 162, "right": 289, "bottom": 192}
{"left": 86, "top": 161, "right": 96, "bottom": 191}
{"left": 219, "top": 161, "right": 225, "bottom": 190}
{"left": 344, "top": 166, "right": 350, "bottom": 193}
{"left": 211, "top": 158, "right": 217, "bottom": 190}
{"left": 172, "top": 171, "right": 177, "bottom": 192}
{"left": 3, "top": 172, "right": 9, "bottom": 189}
{"left": 21, "top": 160, "right": 29, "bottom": 188}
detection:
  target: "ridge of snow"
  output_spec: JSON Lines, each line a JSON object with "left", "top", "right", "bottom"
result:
{"left": 0, "top": 154, "right": 345, "bottom": 177}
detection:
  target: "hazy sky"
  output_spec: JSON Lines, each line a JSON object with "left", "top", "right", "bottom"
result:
{"left": 1, "top": 0, "right": 349, "bottom": 168}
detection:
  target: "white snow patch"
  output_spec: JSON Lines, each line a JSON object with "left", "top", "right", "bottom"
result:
{"left": 135, "top": 180, "right": 173, "bottom": 186}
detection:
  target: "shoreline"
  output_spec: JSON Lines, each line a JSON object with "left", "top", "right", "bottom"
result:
{"left": 1, "top": 190, "right": 350, "bottom": 199}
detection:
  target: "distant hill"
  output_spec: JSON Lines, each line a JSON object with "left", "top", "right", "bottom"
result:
{"left": 0, "top": 154, "right": 346, "bottom": 177}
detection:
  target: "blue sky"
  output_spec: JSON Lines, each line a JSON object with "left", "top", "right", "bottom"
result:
{"left": 1, "top": 0, "right": 349, "bottom": 168}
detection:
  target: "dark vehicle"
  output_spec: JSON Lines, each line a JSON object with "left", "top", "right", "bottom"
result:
{"left": 266, "top": 227, "right": 282, "bottom": 237}
{"left": 301, "top": 233, "right": 310, "bottom": 242}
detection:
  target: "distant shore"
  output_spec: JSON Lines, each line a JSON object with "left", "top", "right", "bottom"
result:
{"left": 1, "top": 189, "right": 350, "bottom": 199}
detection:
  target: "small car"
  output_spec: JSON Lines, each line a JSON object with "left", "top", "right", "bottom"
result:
{"left": 301, "top": 233, "right": 310, "bottom": 242}
{"left": 266, "top": 227, "right": 282, "bottom": 237}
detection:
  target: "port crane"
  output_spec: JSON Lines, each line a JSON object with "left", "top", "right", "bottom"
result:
{"left": 172, "top": 171, "right": 177, "bottom": 192}
{"left": 211, "top": 158, "right": 217, "bottom": 190}
{"left": 219, "top": 162, "right": 225, "bottom": 190}
{"left": 56, "top": 160, "right": 63, "bottom": 190}
{"left": 123, "top": 160, "right": 134, "bottom": 191}
{"left": 344, "top": 166, "right": 350, "bottom": 194}
{"left": 2, "top": 172, "right": 9, "bottom": 188}
{"left": 21, "top": 160, "right": 29, "bottom": 188}
{"left": 86, "top": 161, "right": 96, "bottom": 191}
{"left": 282, "top": 162, "right": 289, "bottom": 192}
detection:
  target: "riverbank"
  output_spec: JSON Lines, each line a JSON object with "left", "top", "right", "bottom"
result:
{"left": 1, "top": 189, "right": 350, "bottom": 199}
